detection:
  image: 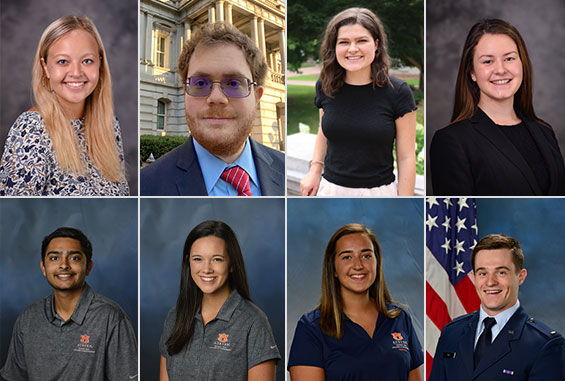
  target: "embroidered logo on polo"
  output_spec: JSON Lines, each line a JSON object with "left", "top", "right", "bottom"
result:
{"left": 391, "top": 331, "right": 409, "bottom": 352}
{"left": 74, "top": 333, "right": 95, "bottom": 353}
{"left": 211, "top": 332, "right": 232, "bottom": 351}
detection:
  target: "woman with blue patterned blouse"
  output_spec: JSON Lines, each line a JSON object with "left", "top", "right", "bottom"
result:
{"left": 0, "top": 15, "right": 128, "bottom": 196}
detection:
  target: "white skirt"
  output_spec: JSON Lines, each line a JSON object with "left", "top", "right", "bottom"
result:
{"left": 317, "top": 177, "right": 398, "bottom": 197}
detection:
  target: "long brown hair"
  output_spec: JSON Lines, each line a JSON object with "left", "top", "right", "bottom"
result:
{"left": 319, "top": 8, "right": 391, "bottom": 97}
{"left": 32, "top": 15, "right": 124, "bottom": 181}
{"left": 451, "top": 19, "right": 544, "bottom": 126}
{"left": 319, "top": 223, "right": 400, "bottom": 339}
{"left": 166, "top": 220, "right": 251, "bottom": 355}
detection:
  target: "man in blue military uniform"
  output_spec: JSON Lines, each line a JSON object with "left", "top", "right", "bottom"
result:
{"left": 429, "top": 234, "right": 565, "bottom": 380}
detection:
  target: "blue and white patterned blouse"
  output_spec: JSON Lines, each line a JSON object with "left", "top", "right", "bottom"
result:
{"left": 0, "top": 111, "right": 129, "bottom": 196}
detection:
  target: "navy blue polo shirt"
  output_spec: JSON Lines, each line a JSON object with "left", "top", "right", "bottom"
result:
{"left": 288, "top": 305, "right": 423, "bottom": 380}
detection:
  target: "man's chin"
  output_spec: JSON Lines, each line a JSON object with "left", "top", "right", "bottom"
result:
{"left": 192, "top": 134, "right": 248, "bottom": 160}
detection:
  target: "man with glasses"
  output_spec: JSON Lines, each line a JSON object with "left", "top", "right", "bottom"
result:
{"left": 141, "top": 22, "right": 284, "bottom": 196}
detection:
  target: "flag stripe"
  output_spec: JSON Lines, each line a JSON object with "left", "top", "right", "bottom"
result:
{"left": 425, "top": 198, "right": 481, "bottom": 380}
{"left": 426, "top": 248, "right": 467, "bottom": 318}
{"left": 426, "top": 282, "right": 451, "bottom": 330}
{"left": 454, "top": 274, "right": 482, "bottom": 313}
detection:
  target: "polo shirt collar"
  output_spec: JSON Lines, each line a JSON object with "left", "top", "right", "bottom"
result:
{"left": 45, "top": 283, "right": 94, "bottom": 326}
{"left": 213, "top": 289, "right": 243, "bottom": 322}
{"left": 193, "top": 138, "right": 259, "bottom": 194}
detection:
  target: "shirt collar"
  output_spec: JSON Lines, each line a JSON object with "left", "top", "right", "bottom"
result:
{"left": 215, "top": 289, "right": 243, "bottom": 322}
{"left": 45, "top": 283, "right": 94, "bottom": 326}
{"left": 479, "top": 299, "right": 520, "bottom": 326}
{"left": 476, "top": 299, "right": 520, "bottom": 344}
{"left": 193, "top": 137, "right": 259, "bottom": 194}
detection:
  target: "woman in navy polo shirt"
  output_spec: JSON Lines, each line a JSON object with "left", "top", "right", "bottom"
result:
{"left": 288, "top": 223, "right": 423, "bottom": 380}
{"left": 159, "top": 220, "right": 280, "bottom": 380}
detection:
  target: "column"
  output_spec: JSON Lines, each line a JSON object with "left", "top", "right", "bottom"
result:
{"left": 251, "top": 16, "right": 259, "bottom": 46}
{"left": 257, "top": 18, "right": 266, "bottom": 57}
{"left": 208, "top": 5, "right": 216, "bottom": 23}
{"left": 216, "top": 0, "right": 224, "bottom": 22}
{"left": 278, "top": 29, "right": 285, "bottom": 72}
{"left": 269, "top": 52, "right": 274, "bottom": 71}
{"left": 174, "top": 23, "right": 183, "bottom": 70}
{"left": 184, "top": 20, "right": 192, "bottom": 43}
{"left": 140, "top": 12, "right": 146, "bottom": 61}
{"left": 145, "top": 13, "right": 154, "bottom": 64}
{"left": 225, "top": 3, "right": 233, "bottom": 24}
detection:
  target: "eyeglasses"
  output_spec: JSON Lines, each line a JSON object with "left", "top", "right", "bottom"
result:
{"left": 184, "top": 76, "right": 257, "bottom": 98}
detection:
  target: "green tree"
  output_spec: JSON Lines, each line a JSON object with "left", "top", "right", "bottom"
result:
{"left": 288, "top": 0, "right": 424, "bottom": 89}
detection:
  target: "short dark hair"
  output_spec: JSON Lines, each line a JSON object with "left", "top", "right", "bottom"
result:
{"left": 41, "top": 227, "right": 93, "bottom": 265}
{"left": 178, "top": 22, "right": 268, "bottom": 86}
{"left": 471, "top": 233, "right": 524, "bottom": 273}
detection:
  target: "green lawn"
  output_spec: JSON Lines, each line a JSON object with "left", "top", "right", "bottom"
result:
{"left": 287, "top": 84, "right": 319, "bottom": 135}
{"left": 288, "top": 74, "right": 319, "bottom": 82}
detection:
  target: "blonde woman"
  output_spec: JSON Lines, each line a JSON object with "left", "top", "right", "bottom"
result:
{"left": 0, "top": 15, "right": 128, "bottom": 196}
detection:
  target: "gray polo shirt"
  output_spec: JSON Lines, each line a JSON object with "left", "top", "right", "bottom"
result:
{"left": 159, "top": 289, "right": 281, "bottom": 380}
{"left": 0, "top": 283, "right": 138, "bottom": 381}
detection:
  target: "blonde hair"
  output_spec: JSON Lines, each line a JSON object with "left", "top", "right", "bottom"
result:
{"left": 32, "top": 15, "right": 123, "bottom": 181}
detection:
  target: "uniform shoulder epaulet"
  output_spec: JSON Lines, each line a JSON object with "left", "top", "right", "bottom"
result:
{"left": 525, "top": 316, "right": 563, "bottom": 339}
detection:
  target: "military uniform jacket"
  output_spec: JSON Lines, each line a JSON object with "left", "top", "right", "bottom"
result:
{"left": 429, "top": 306, "right": 565, "bottom": 380}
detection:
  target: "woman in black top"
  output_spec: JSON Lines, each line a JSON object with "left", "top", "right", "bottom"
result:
{"left": 300, "top": 8, "right": 417, "bottom": 196}
{"left": 430, "top": 19, "right": 565, "bottom": 196}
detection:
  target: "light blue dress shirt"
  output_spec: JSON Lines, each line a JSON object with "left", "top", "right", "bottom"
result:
{"left": 474, "top": 300, "right": 521, "bottom": 347}
{"left": 193, "top": 138, "right": 262, "bottom": 196}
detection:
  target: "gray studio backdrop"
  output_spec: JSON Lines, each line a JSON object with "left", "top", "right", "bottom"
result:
{"left": 0, "top": 198, "right": 138, "bottom": 368}
{"left": 474, "top": 198, "right": 565, "bottom": 334}
{"left": 0, "top": 0, "right": 139, "bottom": 194}
{"left": 140, "top": 198, "right": 285, "bottom": 381}
{"left": 425, "top": 0, "right": 565, "bottom": 194}
{"left": 287, "top": 198, "right": 424, "bottom": 373}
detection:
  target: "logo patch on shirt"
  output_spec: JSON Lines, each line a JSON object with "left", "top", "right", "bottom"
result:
{"left": 391, "top": 331, "right": 409, "bottom": 352}
{"left": 392, "top": 332, "right": 404, "bottom": 341}
{"left": 211, "top": 332, "right": 232, "bottom": 351}
{"left": 74, "top": 333, "right": 95, "bottom": 354}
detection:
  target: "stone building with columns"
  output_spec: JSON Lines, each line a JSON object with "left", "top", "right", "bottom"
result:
{"left": 140, "top": 0, "right": 286, "bottom": 151}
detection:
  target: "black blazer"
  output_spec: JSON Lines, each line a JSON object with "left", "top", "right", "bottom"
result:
{"left": 430, "top": 108, "right": 565, "bottom": 196}
{"left": 140, "top": 137, "right": 285, "bottom": 196}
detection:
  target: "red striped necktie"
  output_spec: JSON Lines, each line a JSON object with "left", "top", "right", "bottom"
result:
{"left": 221, "top": 166, "right": 252, "bottom": 196}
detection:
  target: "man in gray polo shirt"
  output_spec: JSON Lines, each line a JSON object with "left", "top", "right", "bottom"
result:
{"left": 0, "top": 227, "right": 138, "bottom": 381}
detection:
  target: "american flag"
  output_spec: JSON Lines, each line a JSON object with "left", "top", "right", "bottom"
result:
{"left": 425, "top": 198, "right": 481, "bottom": 380}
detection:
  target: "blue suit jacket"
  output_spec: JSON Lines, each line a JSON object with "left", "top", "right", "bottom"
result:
{"left": 140, "top": 137, "right": 285, "bottom": 196}
{"left": 429, "top": 307, "right": 565, "bottom": 380}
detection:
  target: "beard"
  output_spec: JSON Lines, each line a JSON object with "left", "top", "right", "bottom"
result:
{"left": 186, "top": 104, "right": 256, "bottom": 160}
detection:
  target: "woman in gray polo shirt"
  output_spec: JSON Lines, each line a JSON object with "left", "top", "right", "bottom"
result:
{"left": 159, "top": 220, "right": 281, "bottom": 380}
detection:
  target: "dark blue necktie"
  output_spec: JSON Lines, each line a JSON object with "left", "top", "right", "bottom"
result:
{"left": 474, "top": 317, "right": 496, "bottom": 368}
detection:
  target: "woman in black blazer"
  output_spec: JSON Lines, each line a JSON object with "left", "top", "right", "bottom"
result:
{"left": 430, "top": 19, "right": 565, "bottom": 196}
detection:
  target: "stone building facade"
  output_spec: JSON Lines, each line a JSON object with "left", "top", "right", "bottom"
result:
{"left": 140, "top": 0, "right": 286, "bottom": 151}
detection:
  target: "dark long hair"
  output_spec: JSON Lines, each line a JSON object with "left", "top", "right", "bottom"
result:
{"left": 166, "top": 220, "right": 251, "bottom": 355}
{"left": 319, "top": 7, "right": 391, "bottom": 97}
{"left": 451, "top": 19, "right": 544, "bottom": 126}
{"left": 319, "top": 223, "right": 400, "bottom": 339}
